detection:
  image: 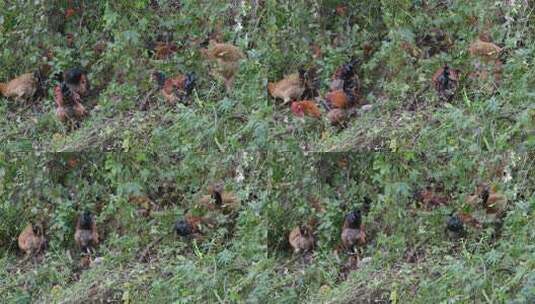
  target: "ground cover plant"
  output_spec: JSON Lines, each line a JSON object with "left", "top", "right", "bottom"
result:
{"left": 0, "top": 1, "right": 532, "bottom": 152}
{"left": 1, "top": 0, "right": 535, "bottom": 303}
{"left": 1, "top": 151, "right": 534, "bottom": 302}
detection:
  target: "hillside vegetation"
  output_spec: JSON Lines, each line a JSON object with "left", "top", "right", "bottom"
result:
{"left": 0, "top": 1, "right": 531, "bottom": 152}
{"left": 1, "top": 0, "right": 535, "bottom": 303}
{"left": 1, "top": 152, "right": 534, "bottom": 303}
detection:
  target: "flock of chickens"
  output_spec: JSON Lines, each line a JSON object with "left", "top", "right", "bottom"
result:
{"left": 289, "top": 208, "right": 366, "bottom": 258}
{"left": 4, "top": 2, "right": 512, "bottom": 279}
{"left": 268, "top": 59, "right": 364, "bottom": 125}
{"left": 0, "top": 27, "right": 506, "bottom": 129}
{"left": 14, "top": 176, "right": 509, "bottom": 278}
{"left": 0, "top": 38, "right": 245, "bottom": 126}
{"left": 16, "top": 182, "right": 238, "bottom": 267}
{"left": 446, "top": 182, "right": 508, "bottom": 239}
{"left": 18, "top": 210, "right": 99, "bottom": 265}
{"left": 287, "top": 180, "right": 508, "bottom": 273}
{"left": 267, "top": 33, "right": 506, "bottom": 126}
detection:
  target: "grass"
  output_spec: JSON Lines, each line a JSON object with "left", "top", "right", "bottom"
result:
{"left": 1, "top": 0, "right": 535, "bottom": 303}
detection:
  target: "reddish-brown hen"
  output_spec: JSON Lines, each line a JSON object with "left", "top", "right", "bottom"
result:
{"left": 152, "top": 71, "right": 196, "bottom": 104}
{"left": 432, "top": 65, "right": 460, "bottom": 102}
{"left": 341, "top": 210, "right": 366, "bottom": 253}
{"left": 326, "top": 59, "right": 360, "bottom": 109}
{"left": 414, "top": 185, "right": 448, "bottom": 208}
{"left": 129, "top": 195, "right": 158, "bottom": 217}
{"left": 325, "top": 90, "right": 356, "bottom": 109}
{"left": 291, "top": 100, "right": 322, "bottom": 118}
{"left": 147, "top": 33, "right": 179, "bottom": 60}
{"left": 54, "top": 67, "right": 90, "bottom": 122}
{"left": 466, "top": 183, "right": 508, "bottom": 215}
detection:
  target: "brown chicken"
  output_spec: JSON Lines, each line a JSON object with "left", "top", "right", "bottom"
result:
{"left": 480, "top": 185, "right": 507, "bottom": 215}
{"left": 202, "top": 40, "right": 244, "bottom": 62}
{"left": 0, "top": 72, "right": 40, "bottom": 101}
{"left": 202, "top": 40, "right": 245, "bottom": 90}
{"left": 154, "top": 42, "right": 179, "bottom": 60}
{"left": 54, "top": 67, "right": 90, "bottom": 122}
{"left": 65, "top": 8, "right": 76, "bottom": 19}
{"left": 467, "top": 183, "right": 507, "bottom": 215}
{"left": 147, "top": 39, "right": 178, "bottom": 59}
{"left": 335, "top": 4, "right": 348, "bottom": 16}
{"left": 129, "top": 195, "right": 158, "bottom": 217}
{"left": 65, "top": 0, "right": 79, "bottom": 18}
{"left": 18, "top": 223, "right": 46, "bottom": 257}
{"left": 326, "top": 59, "right": 360, "bottom": 109}
{"left": 152, "top": 71, "right": 196, "bottom": 104}
{"left": 291, "top": 100, "right": 321, "bottom": 119}
{"left": 199, "top": 183, "right": 239, "bottom": 213}
{"left": 469, "top": 38, "right": 502, "bottom": 60}
{"left": 341, "top": 210, "right": 366, "bottom": 253}
{"left": 268, "top": 71, "right": 305, "bottom": 104}
{"left": 288, "top": 225, "right": 315, "bottom": 254}
{"left": 325, "top": 90, "right": 357, "bottom": 109}
{"left": 74, "top": 211, "right": 99, "bottom": 254}
{"left": 432, "top": 65, "right": 460, "bottom": 102}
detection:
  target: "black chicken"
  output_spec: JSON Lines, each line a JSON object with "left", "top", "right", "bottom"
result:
{"left": 446, "top": 212, "right": 465, "bottom": 239}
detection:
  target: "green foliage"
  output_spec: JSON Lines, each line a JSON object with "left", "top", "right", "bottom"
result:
{"left": 1, "top": 151, "right": 534, "bottom": 302}
{"left": 1, "top": 0, "right": 535, "bottom": 303}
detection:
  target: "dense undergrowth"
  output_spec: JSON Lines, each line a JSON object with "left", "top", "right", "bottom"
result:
{"left": 1, "top": 0, "right": 535, "bottom": 303}
{"left": 1, "top": 152, "right": 268, "bottom": 303}
{"left": 1, "top": 1, "right": 531, "bottom": 152}
{"left": 1, "top": 152, "right": 534, "bottom": 302}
